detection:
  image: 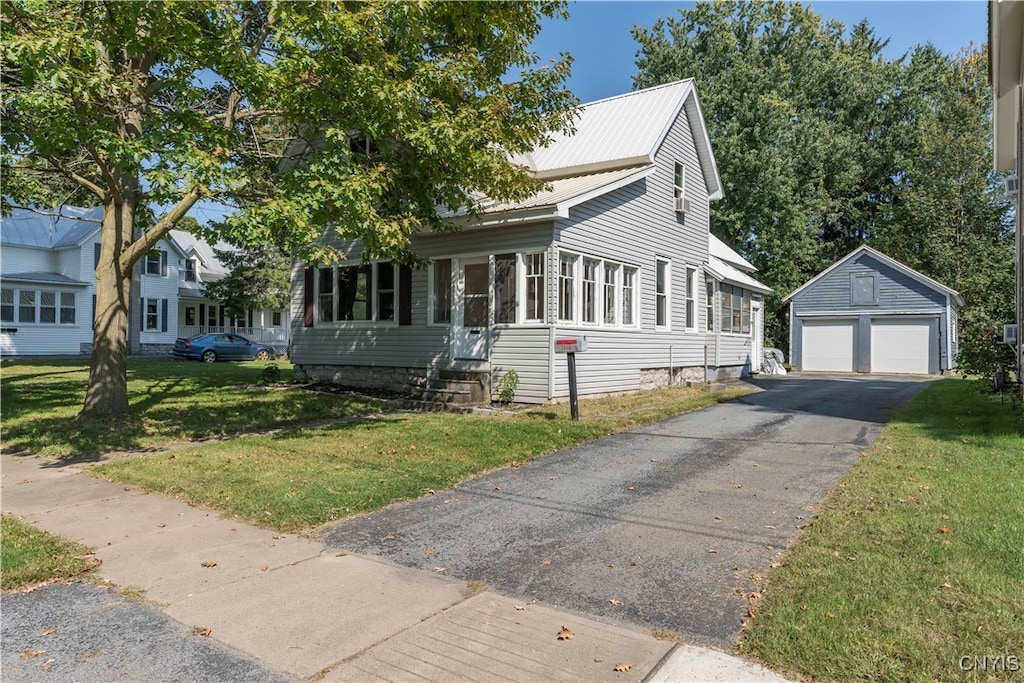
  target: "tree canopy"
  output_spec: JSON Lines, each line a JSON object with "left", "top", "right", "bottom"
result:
{"left": 1, "top": 0, "right": 576, "bottom": 419}
{"left": 632, "top": 0, "right": 1013, "bottom": 371}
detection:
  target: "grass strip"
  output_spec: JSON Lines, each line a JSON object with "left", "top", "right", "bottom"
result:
{"left": 93, "top": 385, "right": 749, "bottom": 533}
{"left": 739, "top": 378, "right": 1024, "bottom": 681}
{"left": 0, "top": 358, "right": 383, "bottom": 457}
{"left": 1, "top": 514, "right": 100, "bottom": 591}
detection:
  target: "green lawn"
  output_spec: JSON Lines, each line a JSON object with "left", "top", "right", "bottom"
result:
{"left": 92, "top": 385, "right": 748, "bottom": 532}
{"left": 739, "top": 378, "right": 1024, "bottom": 681}
{"left": 0, "top": 358, "right": 383, "bottom": 457}
{"left": 1, "top": 514, "right": 100, "bottom": 591}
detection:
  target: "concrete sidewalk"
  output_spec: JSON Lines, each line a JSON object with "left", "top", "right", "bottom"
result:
{"left": 1, "top": 453, "right": 786, "bottom": 682}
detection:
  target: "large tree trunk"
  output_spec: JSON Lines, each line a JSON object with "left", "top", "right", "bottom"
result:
{"left": 79, "top": 200, "right": 136, "bottom": 421}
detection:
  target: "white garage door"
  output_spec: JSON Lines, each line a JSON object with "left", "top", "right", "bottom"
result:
{"left": 801, "top": 320, "right": 855, "bottom": 372}
{"left": 871, "top": 318, "right": 936, "bottom": 374}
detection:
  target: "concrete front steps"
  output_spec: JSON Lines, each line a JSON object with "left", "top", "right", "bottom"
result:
{"left": 405, "top": 369, "right": 490, "bottom": 405}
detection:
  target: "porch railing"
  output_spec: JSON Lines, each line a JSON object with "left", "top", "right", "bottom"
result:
{"left": 178, "top": 325, "right": 289, "bottom": 346}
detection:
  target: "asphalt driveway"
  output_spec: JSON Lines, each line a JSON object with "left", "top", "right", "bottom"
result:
{"left": 320, "top": 374, "right": 933, "bottom": 650}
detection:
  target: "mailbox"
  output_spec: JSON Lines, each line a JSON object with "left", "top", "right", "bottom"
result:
{"left": 554, "top": 337, "right": 588, "bottom": 353}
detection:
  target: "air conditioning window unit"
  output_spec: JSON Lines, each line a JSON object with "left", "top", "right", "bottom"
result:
{"left": 1006, "top": 175, "right": 1019, "bottom": 201}
{"left": 674, "top": 197, "right": 690, "bottom": 213}
{"left": 1003, "top": 323, "right": 1018, "bottom": 344}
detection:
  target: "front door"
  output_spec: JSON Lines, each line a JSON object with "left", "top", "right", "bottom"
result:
{"left": 452, "top": 258, "right": 490, "bottom": 360}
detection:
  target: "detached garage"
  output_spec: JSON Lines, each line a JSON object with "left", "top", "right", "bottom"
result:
{"left": 785, "top": 246, "right": 962, "bottom": 375}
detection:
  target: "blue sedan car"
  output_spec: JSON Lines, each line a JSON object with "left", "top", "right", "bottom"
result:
{"left": 173, "top": 333, "right": 278, "bottom": 363}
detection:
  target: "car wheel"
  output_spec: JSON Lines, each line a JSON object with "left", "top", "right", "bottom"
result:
{"left": 201, "top": 350, "right": 217, "bottom": 363}
{"left": 255, "top": 349, "right": 270, "bottom": 361}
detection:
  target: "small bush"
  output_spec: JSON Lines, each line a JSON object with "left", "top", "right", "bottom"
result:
{"left": 256, "top": 363, "right": 281, "bottom": 386}
{"left": 494, "top": 368, "right": 519, "bottom": 405}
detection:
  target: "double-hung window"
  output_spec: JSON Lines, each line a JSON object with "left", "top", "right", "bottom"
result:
{"left": 431, "top": 259, "right": 452, "bottom": 324}
{"left": 685, "top": 267, "right": 697, "bottom": 330}
{"left": 622, "top": 267, "right": 637, "bottom": 326}
{"left": 1, "top": 287, "right": 77, "bottom": 325}
{"left": 719, "top": 284, "right": 752, "bottom": 334}
{"left": 655, "top": 258, "right": 671, "bottom": 329}
{"left": 318, "top": 262, "right": 397, "bottom": 323}
{"left": 145, "top": 250, "right": 165, "bottom": 276}
{"left": 558, "top": 254, "right": 576, "bottom": 322}
{"left": 705, "top": 280, "right": 715, "bottom": 332}
{"left": 524, "top": 253, "right": 545, "bottom": 322}
{"left": 494, "top": 254, "right": 517, "bottom": 324}
{"left": 603, "top": 264, "right": 618, "bottom": 325}
{"left": 582, "top": 258, "right": 599, "bottom": 324}
{"left": 145, "top": 298, "right": 160, "bottom": 331}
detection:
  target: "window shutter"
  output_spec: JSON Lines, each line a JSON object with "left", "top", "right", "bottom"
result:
{"left": 399, "top": 265, "right": 413, "bottom": 326}
{"left": 140, "top": 297, "right": 144, "bottom": 332}
{"left": 92, "top": 295, "right": 96, "bottom": 329}
{"left": 199, "top": 303, "right": 206, "bottom": 328}
{"left": 303, "top": 266, "right": 314, "bottom": 327}
{"left": 93, "top": 243, "right": 101, "bottom": 269}
{"left": 247, "top": 310, "right": 253, "bottom": 328}
{"left": 161, "top": 299, "right": 168, "bottom": 332}
{"left": 161, "top": 251, "right": 168, "bottom": 277}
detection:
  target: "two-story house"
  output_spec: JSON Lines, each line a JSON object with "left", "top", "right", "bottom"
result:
{"left": 289, "top": 80, "right": 771, "bottom": 403}
{"left": 0, "top": 205, "right": 290, "bottom": 356}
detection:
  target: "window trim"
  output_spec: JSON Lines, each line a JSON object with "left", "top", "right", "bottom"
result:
{"left": 555, "top": 249, "right": 639, "bottom": 330}
{"left": 315, "top": 261, "right": 399, "bottom": 325}
{"left": 428, "top": 258, "right": 453, "bottom": 326}
{"left": 655, "top": 257, "right": 671, "bottom": 330}
{"left": 2, "top": 286, "right": 77, "bottom": 326}
{"left": 674, "top": 162, "right": 686, "bottom": 200}
{"left": 684, "top": 266, "right": 698, "bottom": 331}
{"left": 719, "top": 283, "right": 753, "bottom": 336}
{"left": 522, "top": 251, "right": 546, "bottom": 324}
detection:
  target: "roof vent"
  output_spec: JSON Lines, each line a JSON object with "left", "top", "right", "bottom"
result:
{"left": 1006, "top": 175, "right": 1019, "bottom": 201}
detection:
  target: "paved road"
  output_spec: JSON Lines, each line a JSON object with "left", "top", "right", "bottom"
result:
{"left": 321, "top": 375, "right": 932, "bottom": 650}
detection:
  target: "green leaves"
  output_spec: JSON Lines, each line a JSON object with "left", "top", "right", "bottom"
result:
{"left": 632, "top": 1, "right": 1011, "bottom": 354}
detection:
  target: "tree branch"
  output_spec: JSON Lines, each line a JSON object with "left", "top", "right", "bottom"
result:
{"left": 121, "top": 187, "right": 205, "bottom": 264}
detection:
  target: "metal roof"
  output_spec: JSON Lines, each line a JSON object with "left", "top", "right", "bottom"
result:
{"left": 0, "top": 205, "right": 102, "bottom": 249}
{"left": 168, "top": 229, "right": 230, "bottom": 276}
{"left": 705, "top": 255, "right": 772, "bottom": 294}
{"left": 1, "top": 272, "right": 90, "bottom": 287}
{"left": 709, "top": 234, "right": 756, "bottom": 272}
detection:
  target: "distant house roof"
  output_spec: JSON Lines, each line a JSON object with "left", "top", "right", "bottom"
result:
{"left": 1, "top": 272, "right": 90, "bottom": 287}
{"left": 0, "top": 205, "right": 103, "bottom": 249}
{"left": 168, "top": 229, "right": 230, "bottom": 277}
{"left": 782, "top": 244, "right": 964, "bottom": 306}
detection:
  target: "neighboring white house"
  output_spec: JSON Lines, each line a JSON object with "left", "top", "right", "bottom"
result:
{"left": 289, "top": 79, "right": 771, "bottom": 403}
{"left": 990, "top": 0, "right": 1023, "bottom": 396}
{"left": 0, "top": 205, "right": 289, "bottom": 356}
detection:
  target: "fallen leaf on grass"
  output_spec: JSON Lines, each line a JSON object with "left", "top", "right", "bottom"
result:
{"left": 613, "top": 662, "right": 632, "bottom": 672}
{"left": 605, "top": 563, "right": 615, "bottom": 568}
{"left": 200, "top": 561, "right": 217, "bottom": 568}
{"left": 157, "top": 523, "right": 166, "bottom": 528}
{"left": 191, "top": 627, "right": 212, "bottom": 637}
{"left": 20, "top": 650, "right": 46, "bottom": 659}
{"left": 40, "top": 627, "right": 57, "bottom": 637}
{"left": 381, "top": 535, "right": 395, "bottom": 542}
{"left": 426, "top": 489, "right": 436, "bottom": 495}
{"left": 609, "top": 599, "right": 624, "bottom": 606}
{"left": 434, "top": 566, "right": 446, "bottom": 572}
{"left": 941, "top": 582, "right": 953, "bottom": 589}
{"left": 708, "top": 549, "right": 718, "bottom": 554}
{"left": 542, "top": 559, "right": 552, "bottom": 565}
{"left": 41, "top": 658, "right": 55, "bottom": 671}
{"left": 769, "top": 561, "right": 783, "bottom": 569}
{"left": 425, "top": 549, "right": 435, "bottom": 557}
{"left": 938, "top": 526, "right": 951, "bottom": 534}
{"left": 557, "top": 626, "right": 574, "bottom": 640}
{"left": 514, "top": 605, "right": 526, "bottom": 611}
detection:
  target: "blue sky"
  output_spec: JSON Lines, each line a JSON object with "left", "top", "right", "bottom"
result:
{"left": 531, "top": 1, "right": 990, "bottom": 103}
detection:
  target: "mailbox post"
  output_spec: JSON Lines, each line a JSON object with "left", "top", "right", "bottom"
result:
{"left": 554, "top": 336, "right": 588, "bottom": 420}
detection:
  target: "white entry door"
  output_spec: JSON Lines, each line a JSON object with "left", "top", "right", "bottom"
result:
{"left": 451, "top": 258, "right": 490, "bottom": 360}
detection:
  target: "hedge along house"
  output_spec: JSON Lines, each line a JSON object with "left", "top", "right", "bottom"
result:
{"left": 289, "top": 80, "right": 771, "bottom": 403}
{"left": 784, "top": 245, "right": 962, "bottom": 375}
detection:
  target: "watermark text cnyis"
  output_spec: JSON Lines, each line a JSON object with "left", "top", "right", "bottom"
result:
{"left": 958, "top": 655, "right": 1020, "bottom": 673}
